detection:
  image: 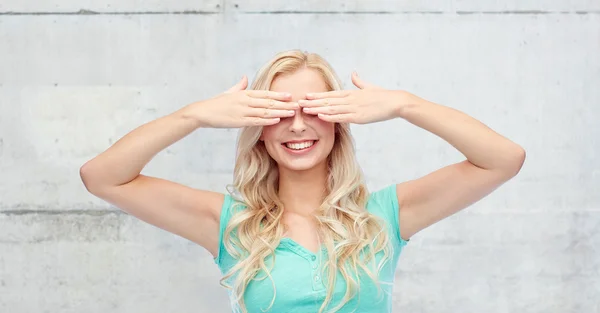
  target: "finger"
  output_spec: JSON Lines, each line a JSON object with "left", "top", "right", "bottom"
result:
{"left": 247, "top": 90, "right": 292, "bottom": 101}
{"left": 305, "top": 90, "right": 350, "bottom": 100}
{"left": 244, "top": 117, "right": 281, "bottom": 126}
{"left": 249, "top": 98, "right": 299, "bottom": 110}
{"left": 302, "top": 105, "right": 353, "bottom": 115}
{"left": 247, "top": 108, "right": 296, "bottom": 119}
{"left": 298, "top": 98, "right": 345, "bottom": 108}
{"left": 317, "top": 113, "right": 355, "bottom": 123}
{"left": 225, "top": 76, "right": 248, "bottom": 94}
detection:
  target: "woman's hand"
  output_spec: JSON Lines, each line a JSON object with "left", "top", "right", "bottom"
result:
{"left": 298, "top": 72, "right": 419, "bottom": 124}
{"left": 183, "top": 76, "right": 298, "bottom": 128}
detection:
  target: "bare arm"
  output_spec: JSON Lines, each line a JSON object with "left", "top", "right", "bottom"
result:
{"left": 395, "top": 95, "right": 525, "bottom": 240}
{"left": 80, "top": 108, "right": 226, "bottom": 256}
{"left": 297, "top": 72, "right": 525, "bottom": 241}
{"left": 80, "top": 76, "right": 297, "bottom": 257}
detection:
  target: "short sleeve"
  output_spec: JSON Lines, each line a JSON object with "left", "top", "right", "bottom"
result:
{"left": 214, "top": 194, "right": 235, "bottom": 266}
{"left": 366, "top": 184, "right": 409, "bottom": 248}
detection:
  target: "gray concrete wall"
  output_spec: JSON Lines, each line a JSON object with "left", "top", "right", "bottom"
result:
{"left": 1, "top": 1, "right": 598, "bottom": 312}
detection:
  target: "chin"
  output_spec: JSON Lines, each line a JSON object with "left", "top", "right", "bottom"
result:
{"left": 280, "top": 160, "right": 323, "bottom": 172}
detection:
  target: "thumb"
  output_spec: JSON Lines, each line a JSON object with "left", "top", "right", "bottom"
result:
{"left": 351, "top": 71, "right": 368, "bottom": 89}
{"left": 351, "top": 71, "right": 380, "bottom": 90}
{"left": 225, "top": 75, "right": 248, "bottom": 93}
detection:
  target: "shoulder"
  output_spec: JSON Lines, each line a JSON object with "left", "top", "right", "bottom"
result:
{"left": 367, "top": 184, "right": 399, "bottom": 215}
{"left": 366, "top": 184, "right": 408, "bottom": 246}
{"left": 217, "top": 193, "right": 247, "bottom": 230}
{"left": 214, "top": 193, "right": 247, "bottom": 266}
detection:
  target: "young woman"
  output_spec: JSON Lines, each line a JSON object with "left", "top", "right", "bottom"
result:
{"left": 80, "top": 50, "right": 525, "bottom": 313}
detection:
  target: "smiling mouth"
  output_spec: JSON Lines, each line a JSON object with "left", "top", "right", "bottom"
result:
{"left": 282, "top": 140, "right": 317, "bottom": 150}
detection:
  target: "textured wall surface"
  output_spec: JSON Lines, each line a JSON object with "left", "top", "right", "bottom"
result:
{"left": 1, "top": 1, "right": 599, "bottom": 312}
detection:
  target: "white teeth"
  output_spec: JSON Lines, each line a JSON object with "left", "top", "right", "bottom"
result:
{"left": 285, "top": 141, "right": 315, "bottom": 150}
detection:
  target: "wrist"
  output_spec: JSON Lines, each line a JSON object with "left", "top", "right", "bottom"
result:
{"left": 394, "top": 90, "right": 428, "bottom": 119}
{"left": 176, "top": 101, "right": 207, "bottom": 129}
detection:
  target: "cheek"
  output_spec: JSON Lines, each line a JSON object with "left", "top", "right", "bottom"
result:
{"left": 260, "top": 125, "right": 278, "bottom": 141}
{"left": 317, "top": 121, "right": 336, "bottom": 139}
{"left": 314, "top": 122, "right": 336, "bottom": 154}
{"left": 260, "top": 125, "right": 284, "bottom": 158}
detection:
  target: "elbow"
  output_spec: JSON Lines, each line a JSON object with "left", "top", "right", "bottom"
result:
{"left": 80, "top": 161, "right": 136, "bottom": 197}
{"left": 79, "top": 161, "right": 104, "bottom": 195}
{"left": 491, "top": 146, "right": 526, "bottom": 178}
{"left": 79, "top": 162, "right": 94, "bottom": 192}
{"left": 506, "top": 146, "right": 526, "bottom": 177}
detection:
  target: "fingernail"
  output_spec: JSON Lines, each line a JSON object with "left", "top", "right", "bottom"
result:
{"left": 288, "top": 110, "right": 295, "bottom": 115}
{"left": 298, "top": 100, "right": 307, "bottom": 105}
{"left": 284, "top": 93, "right": 291, "bottom": 98}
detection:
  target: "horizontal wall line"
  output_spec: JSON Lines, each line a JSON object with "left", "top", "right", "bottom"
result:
{"left": 2, "top": 209, "right": 599, "bottom": 216}
{"left": 0, "top": 10, "right": 599, "bottom": 16}
{"left": 0, "top": 209, "right": 123, "bottom": 216}
{"left": 243, "top": 10, "right": 599, "bottom": 15}
{"left": 0, "top": 10, "right": 220, "bottom": 15}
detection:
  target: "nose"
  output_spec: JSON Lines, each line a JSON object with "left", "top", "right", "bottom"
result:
{"left": 288, "top": 108, "right": 307, "bottom": 134}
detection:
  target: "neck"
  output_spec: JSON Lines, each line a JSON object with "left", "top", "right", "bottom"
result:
{"left": 277, "top": 161, "right": 328, "bottom": 216}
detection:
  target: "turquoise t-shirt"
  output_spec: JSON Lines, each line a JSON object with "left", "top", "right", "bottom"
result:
{"left": 214, "top": 184, "right": 408, "bottom": 313}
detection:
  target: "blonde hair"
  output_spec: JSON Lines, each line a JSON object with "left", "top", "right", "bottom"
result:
{"left": 220, "top": 50, "right": 392, "bottom": 313}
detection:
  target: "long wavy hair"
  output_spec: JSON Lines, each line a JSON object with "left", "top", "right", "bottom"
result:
{"left": 220, "top": 50, "right": 392, "bottom": 313}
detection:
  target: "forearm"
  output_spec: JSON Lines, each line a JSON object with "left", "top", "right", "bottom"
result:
{"left": 396, "top": 92, "right": 525, "bottom": 174}
{"left": 80, "top": 104, "right": 202, "bottom": 190}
